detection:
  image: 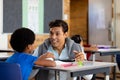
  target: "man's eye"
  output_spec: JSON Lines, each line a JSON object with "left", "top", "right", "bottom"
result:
{"left": 50, "top": 32, "right": 53, "bottom": 35}
{"left": 56, "top": 33, "right": 60, "bottom": 36}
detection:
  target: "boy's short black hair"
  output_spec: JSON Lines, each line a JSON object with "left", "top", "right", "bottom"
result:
{"left": 49, "top": 19, "right": 68, "bottom": 33}
{"left": 71, "top": 35, "right": 83, "bottom": 44}
{"left": 10, "top": 28, "right": 35, "bottom": 52}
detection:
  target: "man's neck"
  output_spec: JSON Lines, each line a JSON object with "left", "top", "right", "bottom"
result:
{"left": 53, "top": 44, "right": 65, "bottom": 55}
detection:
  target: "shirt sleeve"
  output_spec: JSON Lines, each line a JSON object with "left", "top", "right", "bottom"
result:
{"left": 81, "top": 46, "right": 87, "bottom": 60}
{"left": 24, "top": 54, "right": 38, "bottom": 66}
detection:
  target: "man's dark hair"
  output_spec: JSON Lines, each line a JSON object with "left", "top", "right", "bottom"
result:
{"left": 10, "top": 28, "right": 35, "bottom": 52}
{"left": 71, "top": 35, "right": 83, "bottom": 44}
{"left": 49, "top": 20, "right": 68, "bottom": 33}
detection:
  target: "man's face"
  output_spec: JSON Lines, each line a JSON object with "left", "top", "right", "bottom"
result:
{"left": 49, "top": 26, "right": 67, "bottom": 48}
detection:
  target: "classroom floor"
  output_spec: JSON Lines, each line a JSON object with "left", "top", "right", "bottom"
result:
{"left": 96, "top": 73, "right": 120, "bottom": 80}
{"left": 29, "top": 73, "right": 120, "bottom": 80}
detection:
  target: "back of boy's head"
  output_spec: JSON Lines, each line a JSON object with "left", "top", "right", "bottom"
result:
{"left": 71, "top": 35, "right": 83, "bottom": 44}
{"left": 10, "top": 28, "right": 35, "bottom": 52}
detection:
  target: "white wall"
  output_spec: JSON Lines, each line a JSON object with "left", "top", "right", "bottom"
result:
{"left": 116, "top": 0, "right": 120, "bottom": 48}
{"left": 115, "top": 0, "right": 120, "bottom": 73}
{"left": 89, "top": 0, "right": 112, "bottom": 45}
{"left": 0, "top": 0, "right": 8, "bottom": 49}
{"left": 0, "top": 0, "right": 3, "bottom": 33}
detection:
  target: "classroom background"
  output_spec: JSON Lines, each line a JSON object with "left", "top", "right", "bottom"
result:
{"left": 0, "top": 0, "right": 120, "bottom": 74}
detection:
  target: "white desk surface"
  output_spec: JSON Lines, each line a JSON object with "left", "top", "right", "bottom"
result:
{"left": 86, "top": 48, "right": 120, "bottom": 53}
{"left": 96, "top": 48, "right": 120, "bottom": 52}
{"left": 0, "top": 49, "right": 14, "bottom": 52}
{"left": 35, "top": 61, "right": 116, "bottom": 80}
{"left": 85, "top": 48, "right": 120, "bottom": 56}
{"left": 35, "top": 61, "right": 116, "bottom": 72}
{"left": 0, "top": 53, "right": 13, "bottom": 59}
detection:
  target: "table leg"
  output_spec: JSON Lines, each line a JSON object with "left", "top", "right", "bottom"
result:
{"left": 91, "top": 74, "right": 96, "bottom": 80}
{"left": 67, "top": 72, "right": 75, "bottom": 80}
{"left": 92, "top": 54, "right": 95, "bottom": 63}
{"left": 55, "top": 71, "right": 60, "bottom": 80}
{"left": 105, "top": 75, "right": 109, "bottom": 80}
{"left": 113, "top": 66, "right": 116, "bottom": 80}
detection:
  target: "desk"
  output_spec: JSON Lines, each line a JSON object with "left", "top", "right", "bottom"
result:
{"left": 0, "top": 53, "right": 13, "bottom": 60}
{"left": 86, "top": 48, "right": 120, "bottom": 80}
{"left": 85, "top": 48, "right": 120, "bottom": 62}
{"left": 35, "top": 61, "right": 116, "bottom": 80}
{"left": 0, "top": 49, "right": 14, "bottom": 52}
{"left": 0, "top": 49, "right": 14, "bottom": 60}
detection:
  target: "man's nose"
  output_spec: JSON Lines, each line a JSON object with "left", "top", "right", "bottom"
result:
{"left": 51, "top": 34, "right": 56, "bottom": 39}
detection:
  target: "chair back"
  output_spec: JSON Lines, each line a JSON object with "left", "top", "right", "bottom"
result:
{"left": 0, "top": 62, "right": 22, "bottom": 80}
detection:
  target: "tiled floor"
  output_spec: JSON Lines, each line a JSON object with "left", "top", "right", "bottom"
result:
{"left": 96, "top": 73, "right": 120, "bottom": 80}
{"left": 30, "top": 73, "right": 120, "bottom": 80}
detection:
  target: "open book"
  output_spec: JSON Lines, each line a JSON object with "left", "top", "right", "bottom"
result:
{"left": 55, "top": 61, "right": 77, "bottom": 67}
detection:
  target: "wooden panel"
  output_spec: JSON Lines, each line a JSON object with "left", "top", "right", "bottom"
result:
{"left": 70, "top": 0, "right": 88, "bottom": 44}
{"left": 63, "top": 0, "right": 70, "bottom": 36}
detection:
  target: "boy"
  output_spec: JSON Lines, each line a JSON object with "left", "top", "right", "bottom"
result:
{"left": 6, "top": 28, "right": 56, "bottom": 80}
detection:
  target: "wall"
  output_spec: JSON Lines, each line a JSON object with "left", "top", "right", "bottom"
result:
{"left": 89, "top": 0, "right": 112, "bottom": 45}
{"left": 63, "top": 0, "right": 70, "bottom": 35}
{"left": 115, "top": 0, "right": 120, "bottom": 48}
{"left": 0, "top": 0, "right": 8, "bottom": 49}
{"left": 115, "top": 0, "right": 120, "bottom": 73}
{"left": 0, "top": 0, "right": 63, "bottom": 49}
{"left": 0, "top": 0, "right": 49, "bottom": 49}
{"left": 70, "top": 0, "right": 88, "bottom": 44}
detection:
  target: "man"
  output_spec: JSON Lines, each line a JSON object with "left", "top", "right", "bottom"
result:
{"left": 33, "top": 20, "right": 85, "bottom": 80}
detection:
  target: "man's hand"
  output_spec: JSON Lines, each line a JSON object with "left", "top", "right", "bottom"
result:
{"left": 73, "top": 50, "right": 85, "bottom": 62}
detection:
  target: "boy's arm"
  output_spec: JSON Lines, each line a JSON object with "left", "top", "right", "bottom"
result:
{"left": 34, "top": 60, "right": 56, "bottom": 67}
{"left": 34, "top": 52, "right": 56, "bottom": 67}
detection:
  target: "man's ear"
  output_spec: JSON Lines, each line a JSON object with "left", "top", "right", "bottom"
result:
{"left": 64, "top": 32, "right": 68, "bottom": 38}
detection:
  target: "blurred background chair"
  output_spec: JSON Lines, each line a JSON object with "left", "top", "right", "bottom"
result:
{"left": 0, "top": 62, "right": 22, "bottom": 80}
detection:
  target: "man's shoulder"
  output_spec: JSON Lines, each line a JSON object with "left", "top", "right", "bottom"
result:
{"left": 38, "top": 38, "right": 50, "bottom": 47}
{"left": 66, "top": 38, "right": 80, "bottom": 48}
{"left": 66, "top": 38, "right": 73, "bottom": 43}
{"left": 66, "top": 38, "right": 78, "bottom": 45}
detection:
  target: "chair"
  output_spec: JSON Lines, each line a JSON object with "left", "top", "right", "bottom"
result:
{"left": 0, "top": 62, "right": 22, "bottom": 80}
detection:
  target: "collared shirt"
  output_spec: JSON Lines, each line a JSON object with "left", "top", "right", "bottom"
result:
{"left": 47, "top": 44, "right": 69, "bottom": 80}
{"left": 47, "top": 44, "right": 69, "bottom": 60}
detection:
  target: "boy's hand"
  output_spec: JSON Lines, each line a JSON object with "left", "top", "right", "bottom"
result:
{"left": 38, "top": 52, "right": 55, "bottom": 60}
{"left": 73, "top": 50, "right": 84, "bottom": 62}
{"left": 35, "top": 52, "right": 56, "bottom": 67}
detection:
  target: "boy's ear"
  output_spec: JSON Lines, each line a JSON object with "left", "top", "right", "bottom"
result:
{"left": 27, "top": 44, "right": 31, "bottom": 50}
{"left": 25, "top": 45, "right": 31, "bottom": 51}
